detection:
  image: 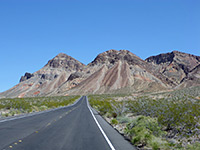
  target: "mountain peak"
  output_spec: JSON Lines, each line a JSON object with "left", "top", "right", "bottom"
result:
{"left": 56, "top": 53, "right": 69, "bottom": 57}
{"left": 171, "top": 50, "right": 191, "bottom": 56}
{"left": 103, "top": 49, "right": 118, "bottom": 53}
{"left": 45, "top": 53, "right": 85, "bottom": 71}
{"left": 100, "top": 49, "right": 137, "bottom": 56}
{"left": 146, "top": 50, "right": 200, "bottom": 65}
{"left": 145, "top": 51, "right": 200, "bottom": 85}
{"left": 89, "top": 49, "right": 143, "bottom": 66}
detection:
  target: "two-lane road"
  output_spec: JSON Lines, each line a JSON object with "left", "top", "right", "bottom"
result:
{"left": 0, "top": 96, "right": 135, "bottom": 150}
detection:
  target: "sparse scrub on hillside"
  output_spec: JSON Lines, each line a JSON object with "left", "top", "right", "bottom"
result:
{"left": 125, "top": 116, "right": 169, "bottom": 150}
{"left": 170, "top": 86, "right": 200, "bottom": 98}
{"left": 111, "top": 100, "right": 127, "bottom": 117}
{"left": 127, "top": 97, "right": 200, "bottom": 138}
{"left": 88, "top": 92, "right": 200, "bottom": 150}
{"left": 0, "top": 96, "right": 80, "bottom": 118}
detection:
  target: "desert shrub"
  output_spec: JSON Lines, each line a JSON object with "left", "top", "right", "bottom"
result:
{"left": 111, "top": 118, "right": 118, "bottom": 125}
{"left": 31, "top": 106, "right": 40, "bottom": 112}
{"left": 117, "top": 116, "right": 131, "bottom": 124}
{"left": 89, "top": 96, "right": 114, "bottom": 115}
{"left": 125, "top": 116, "right": 169, "bottom": 149}
{"left": 0, "top": 95, "right": 80, "bottom": 117}
{"left": 127, "top": 97, "right": 200, "bottom": 138}
{"left": 88, "top": 93, "right": 200, "bottom": 149}
{"left": 186, "top": 142, "right": 200, "bottom": 150}
{"left": 39, "top": 105, "right": 48, "bottom": 111}
{"left": 111, "top": 101, "right": 127, "bottom": 116}
{"left": 2, "top": 113, "right": 9, "bottom": 117}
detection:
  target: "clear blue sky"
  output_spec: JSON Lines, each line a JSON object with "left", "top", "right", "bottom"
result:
{"left": 0, "top": 0, "right": 199, "bottom": 92}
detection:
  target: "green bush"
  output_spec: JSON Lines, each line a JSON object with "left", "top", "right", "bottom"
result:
{"left": 125, "top": 116, "right": 169, "bottom": 149}
{"left": 117, "top": 116, "right": 131, "bottom": 124}
{"left": 186, "top": 142, "right": 200, "bottom": 150}
{"left": 127, "top": 97, "right": 200, "bottom": 138}
{"left": 88, "top": 93, "right": 200, "bottom": 149}
{"left": 0, "top": 96, "right": 80, "bottom": 117}
{"left": 88, "top": 96, "right": 114, "bottom": 115}
{"left": 111, "top": 118, "right": 118, "bottom": 125}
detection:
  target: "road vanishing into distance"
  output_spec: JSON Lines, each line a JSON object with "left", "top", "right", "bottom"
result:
{"left": 0, "top": 96, "right": 135, "bottom": 150}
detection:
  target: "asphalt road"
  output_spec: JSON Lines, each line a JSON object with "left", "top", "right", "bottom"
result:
{"left": 0, "top": 96, "right": 135, "bottom": 150}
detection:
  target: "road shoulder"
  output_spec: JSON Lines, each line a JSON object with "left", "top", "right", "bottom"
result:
{"left": 87, "top": 99, "right": 136, "bottom": 150}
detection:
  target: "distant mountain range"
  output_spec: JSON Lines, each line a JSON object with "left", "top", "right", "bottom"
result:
{"left": 0, "top": 50, "right": 200, "bottom": 98}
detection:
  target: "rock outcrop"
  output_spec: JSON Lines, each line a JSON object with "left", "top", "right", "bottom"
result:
{"left": 145, "top": 51, "right": 200, "bottom": 85}
{"left": 178, "top": 64, "right": 200, "bottom": 88}
{"left": 45, "top": 53, "right": 85, "bottom": 71}
{"left": 67, "top": 72, "right": 83, "bottom": 81}
{"left": 20, "top": 72, "right": 34, "bottom": 82}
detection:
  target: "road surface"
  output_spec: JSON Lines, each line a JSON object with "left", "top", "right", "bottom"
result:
{"left": 0, "top": 96, "right": 135, "bottom": 150}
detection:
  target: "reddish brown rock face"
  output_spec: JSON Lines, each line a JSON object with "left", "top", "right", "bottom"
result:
{"left": 102, "top": 62, "right": 131, "bottom": 89}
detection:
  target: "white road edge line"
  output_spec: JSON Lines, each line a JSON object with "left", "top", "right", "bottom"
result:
{"left": 86, "top": 96, "right": 116, "bottom": 150}
{"left": 0, "top": 97, "right": 82, "bottom": 123}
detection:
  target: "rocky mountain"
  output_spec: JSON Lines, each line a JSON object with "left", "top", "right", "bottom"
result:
{"left": 178, "top": 64, "right": 200, "bottom": 88}
{"left": 52, "top": 50, "right": 169, "bottom": 95}
{"left": 145, "top": 51, "right": 200, "bottom": 86}
{"left": 0, "top": 50, "right": 199, "bottom": 98}
{"left": 45, "top": 53, "right": 85, "bottom": 71}
{"left": 0, "top": 53, "right": 85, "bottom": 98}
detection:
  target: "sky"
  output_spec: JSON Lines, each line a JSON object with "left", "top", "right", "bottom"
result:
{"left": 0, "top": 0, "right": 199, "bottom": 92}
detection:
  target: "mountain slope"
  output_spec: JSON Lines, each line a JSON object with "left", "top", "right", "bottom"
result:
{"left": 178, "top": 64, "right": 200, "bottom": 88}
{"left": 0, "top": 50, "right": 199, "bottom": 98}
{"left": 0, "top": 53, "right": 85, "bottom": 98}
{"left": 145, "top": 51, "right": 200, "bottom": 85}
{"left": 54, "top": 50, "right": 168, "bottom": 95}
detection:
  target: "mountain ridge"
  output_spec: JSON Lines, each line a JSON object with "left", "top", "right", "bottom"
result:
{"left": 0, "top": 49, "right": 199, "bottom": 98}
{"left": 145, "top": 50, "right": 200, "bottom": 85}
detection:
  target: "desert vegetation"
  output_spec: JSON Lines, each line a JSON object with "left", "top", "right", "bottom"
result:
{"left": 88, "top": 86, "right": 200, "bottom": 150}
{"left": 0, "top": 96, "right": 80, "bottom": 118}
